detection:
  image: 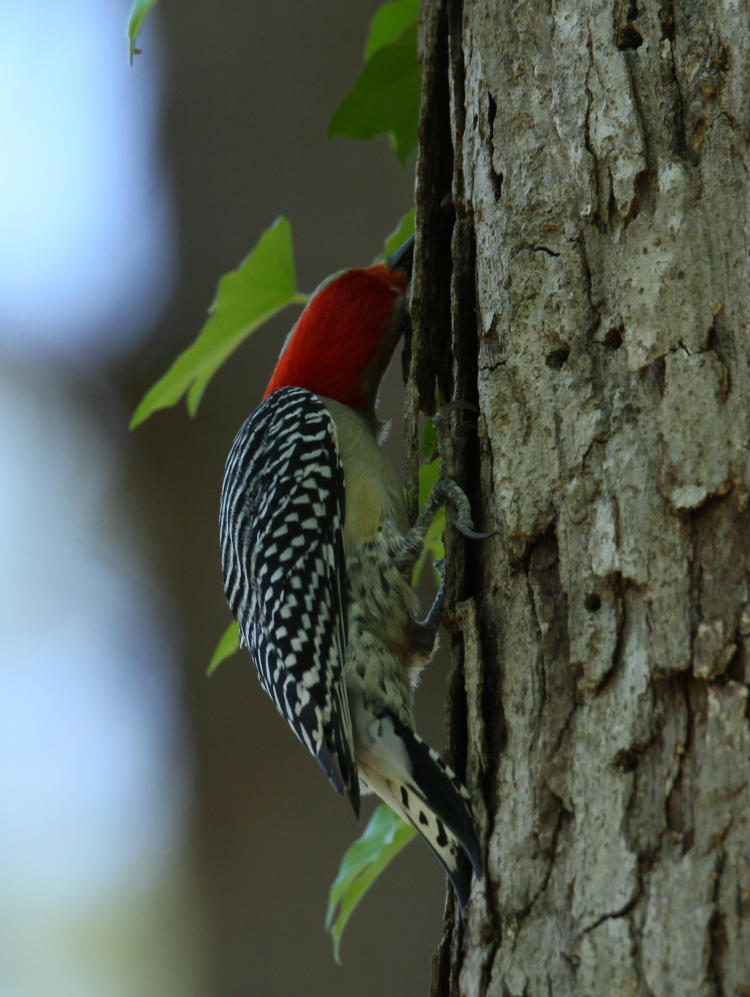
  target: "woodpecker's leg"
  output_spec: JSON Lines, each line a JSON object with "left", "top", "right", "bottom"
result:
{"left": 432, "top": 401, "right": 478, "bottom": 471}
{"left": 415, "top": 470, "right": 486, "bottom": 539}
{"left": 428, "top": 401, "right": 493, "bottom": 540}
{"left": 396, "top": 404, "right": 490, "bottom": 573}
{"left": 408, "top": 558, "right": 445, "bottom": 660}
{"left": 419, "top": 557, "right": 445, "bottom": 631}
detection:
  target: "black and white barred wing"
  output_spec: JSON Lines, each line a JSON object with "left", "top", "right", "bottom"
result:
{"left": 219, "top": 386, "right": 359, "bottom": 814}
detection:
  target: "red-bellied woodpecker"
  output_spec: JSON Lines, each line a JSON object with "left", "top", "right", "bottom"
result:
{"left": 219, "top": 237, "right": 482, "bottom": 909}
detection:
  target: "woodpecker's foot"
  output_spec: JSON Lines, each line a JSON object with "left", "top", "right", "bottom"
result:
{"left": 433, "top": 555, "right": 446, "bottom": 585}
{"left": 439, "top": 474, "right": 493, "bottom": 540}
{"left": 416, "top": 471, "right": 491, "bottom": 541}
{"left": 412, "top": 557, "right": 445, "bottom": 651}
{"left": 432, "top": 399, "right": 479, "bottom": 431}
{"left": 431, "top": 401, "right": 479, "bottom": 471}
{"left": 407, "top": 557, "right": 445, "bottom": 668}
{"left": 428, "top": 402, "right": 492, "bottom": 541}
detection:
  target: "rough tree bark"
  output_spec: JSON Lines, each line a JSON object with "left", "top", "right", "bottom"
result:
{"left": 408, "top": 2, "right": 750, "bottom": 995}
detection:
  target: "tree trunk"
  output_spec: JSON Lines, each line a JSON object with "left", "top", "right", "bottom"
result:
{"left": 409, "top": 2, "right": 750, "bottom": 994}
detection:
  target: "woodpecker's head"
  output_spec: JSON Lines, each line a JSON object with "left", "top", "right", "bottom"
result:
{"left": 264, "top": 236, "right": 414, "bottom": 414}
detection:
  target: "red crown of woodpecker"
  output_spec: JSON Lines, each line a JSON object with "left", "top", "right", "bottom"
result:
{"left": 264, "top": 261, "right": 408, "bottom": 412}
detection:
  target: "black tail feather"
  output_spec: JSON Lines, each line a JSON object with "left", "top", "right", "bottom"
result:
{"left": 390, "top": 714, "right": 482, "bottom": 909}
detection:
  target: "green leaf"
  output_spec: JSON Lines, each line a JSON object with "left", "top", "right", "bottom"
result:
{"left": 399, "top": 417, "right": 446, "bottom": 585}
{"left": 413, "top": 504, "right": 445, "bottom": 586}
{"left": 382, "top": 208, "right": 415, "bottom": 258}
{"left": 364, "top": 0, "right": 419, "bottom": 61}
{"left": 128, "top": 0, "right": 159, "bottom": 65}
{"left": 326, "top": 804, "right": 417, "bottom": 962}
{"left": 207, "top": 621, "right": 241, "bottom": 677}
{"left": 329, "top": 24, "right": 420, "bottom": 166}
{"left": 412, "top": 440, "right": 445, "bottom": 586}
{"left": 131, "top": 217, "right": 306, "bottom": 428}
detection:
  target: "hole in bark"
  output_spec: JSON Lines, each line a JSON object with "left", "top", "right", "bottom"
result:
{"left": 487, "top": 94, "right": 502, "bottom": 199}
{"left": 546, "top": 347, "right": 570, "bottom": 370}
{"left": 631, "top": 168, "right": 650, "bottom": 217}
{"left": 488, "top": 92, "right": 497, "bottom": 128}
{"left": 613, "top": 748, "right": 639, "bottom": 770}
{"left": 616, "top": 23, "right": 643, "bottom": 49}
{"left": 615, "top": 0, "right": 642, "bottom": 48}
{"left": 652, "top": 355, "right": 667, "bottom": 395}
{"left": 584, "top": 593, "right": 601, "bottom": 612}
{"left": 604, "top": 326, "right": 623, "bottom": 349}
{"left": 659, "top": 7, "right": 675, "bottom": 40}
{"left": 706, "top": 319, "right": 719, "bottom": 352}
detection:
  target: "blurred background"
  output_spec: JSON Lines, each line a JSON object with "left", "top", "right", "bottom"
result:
{"left": 0, "top": 1, "right": 455, "bottom": 994}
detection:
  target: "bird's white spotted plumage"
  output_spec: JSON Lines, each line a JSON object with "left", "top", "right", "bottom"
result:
{"left": 220, "top": 384, "right": 482, "bottom": 907}
{"left": 220, "top": 386, "right": 359, "bottom": 812}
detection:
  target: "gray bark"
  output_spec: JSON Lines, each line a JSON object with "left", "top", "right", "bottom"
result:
{"left": 409, "top": 2, "right": 750, "bottom": 995}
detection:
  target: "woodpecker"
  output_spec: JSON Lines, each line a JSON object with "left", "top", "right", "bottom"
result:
{"left": 219, "top": 237, "right": 482, "bottom": 909}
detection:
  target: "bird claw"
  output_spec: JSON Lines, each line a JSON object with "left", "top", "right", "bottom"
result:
{"left": 445, "top": 512, "right": 494, "bottom": 542}
{"left": 431, "top": 402, "right": 488, "bottom": 539}
{"left": 413, "top": 401, "right": 490, "bottom": 543}
{"left": 410, "top": 570, "right": 445, "bottom": 659}
{"left": 424, "top": 472, "right": 490, "bottom": 542}
{"left": 454, "top": 419, "right": 477, "bottom": 438}
{"left": 432, "top": 401, "right": 479, "bottom": 445}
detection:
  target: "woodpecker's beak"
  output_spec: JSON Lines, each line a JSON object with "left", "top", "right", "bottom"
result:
{"left": 386, "top": 234, "right": 414, "bottom": 281}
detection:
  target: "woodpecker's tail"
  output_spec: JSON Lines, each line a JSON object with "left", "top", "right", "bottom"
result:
{"left": 358, "top": 711, "right": 482, "bottom": 911}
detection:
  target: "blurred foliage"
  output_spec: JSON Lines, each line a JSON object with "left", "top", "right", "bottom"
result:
{"left": 131, "top": 218, "right": 305, "bottom": 427}
{"left": 329, "top": 6, "right": 420, "bottom": 166}
{"left": 383, "top": 207, "right": 415, "bottom": 258}
{"left": 207, "top": 621, "right": 241, "bottom": 677}
{"left": 326, "top": 803, "right": 417, "bottom": 963}
{"left": 127, "top": 0, "right": 160, "bottom": 64}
